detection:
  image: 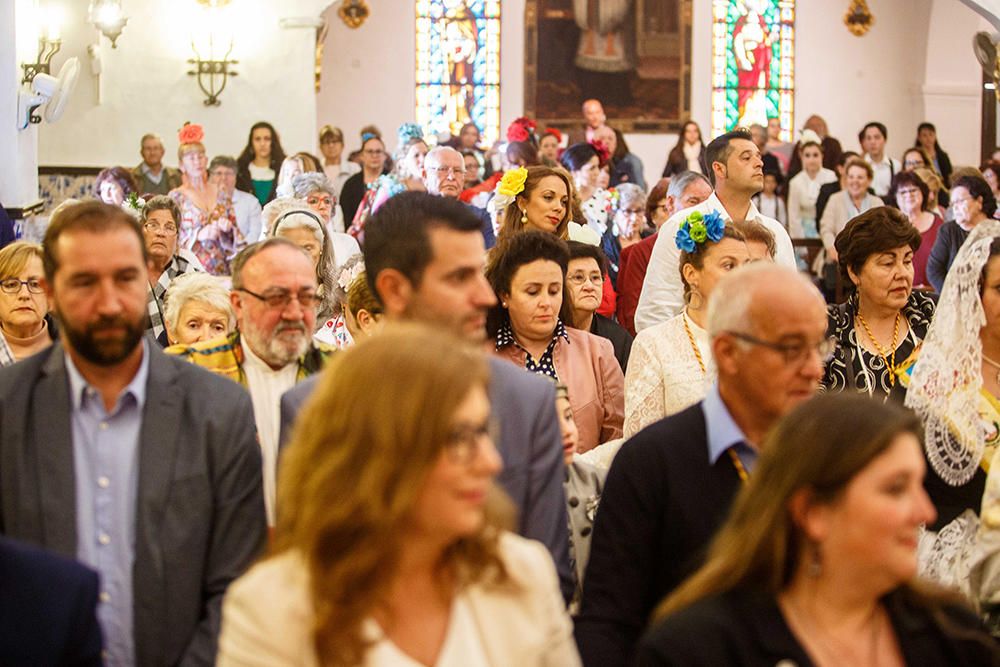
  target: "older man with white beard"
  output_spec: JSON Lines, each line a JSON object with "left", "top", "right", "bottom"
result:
{"left": 168, "top": 238, "right": 334, "bottom": 524}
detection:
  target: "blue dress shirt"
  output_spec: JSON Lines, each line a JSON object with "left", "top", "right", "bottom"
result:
{"left": 66, "top": 343, "right": 149, "bottom": 667}
{"left": 701, "top": 383, "right": 758, "bottom": 474}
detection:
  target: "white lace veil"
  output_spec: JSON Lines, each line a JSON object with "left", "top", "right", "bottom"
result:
{"left": 905, "top": 220, "right": 1000, "bottom": 486}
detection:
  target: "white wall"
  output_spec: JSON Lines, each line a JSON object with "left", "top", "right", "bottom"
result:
{"left": 35, "top": 0, "right": 328, "bottom": 168}
{"left": 1, "top": 0, "right": 43, "bottom": 207}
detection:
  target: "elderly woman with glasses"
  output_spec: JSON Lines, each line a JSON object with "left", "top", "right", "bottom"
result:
{"left": 0, "top": 241, "right": 55, "bottom": 365}
{"left": 612, "top": 183, "right": 648, "bottom": 251}
{"left": 141, "top": 195, "right": 205, "bottom": 347}
{"left": 823, "top": 207, "right": 935, "bottom": 403}
{"left": 565, "top": 241, "right": 632, "bottom": 373}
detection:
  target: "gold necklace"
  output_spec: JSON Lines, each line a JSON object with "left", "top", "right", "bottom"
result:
{"left": 856, "top": 311, "right": 901, "bottom": 387}
{"left": 683, "top": 311, "right": 707, "bottom": 375}
{"left": 686, "top": 311, "right": 747, "bottom": 484}
{"left": 983, "top": 353, "right": 1000, "bottom": 385}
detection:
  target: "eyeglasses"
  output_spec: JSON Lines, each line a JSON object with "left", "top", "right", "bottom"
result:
{"left": 0, "top": 278, "right": 43, "bottom": 294}
{"left": 430, "top": 166, "right": 463, "bottom": 178}
{"left": 726, "top": 331, "right": 837, "bottom": 365}
{"left": 566, "top": 272, "right": 604, "bottom": 286}
{"left": 951, "top": 197, "right": 975, "bottom": 207}
{"left": 619, "top": 208, "right": 645, "bottom": 216}
{"left": 143, "top": 221, "right": 178, "bottom": 235}
{"left": 362, "top": 149, "right": 384, "bottom": 156}
{"left": 236, "top": 287, "right": 318, "bottom": 310}
{"left": 445, "top": 419, "right": 498, "bottom": 464}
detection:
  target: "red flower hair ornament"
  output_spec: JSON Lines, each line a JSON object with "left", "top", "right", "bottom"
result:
{"left": 178, "top": 123, "right": 205, "bottom": 145}
{"left": 589, "top": 140, "right": 611, "bottom": 167}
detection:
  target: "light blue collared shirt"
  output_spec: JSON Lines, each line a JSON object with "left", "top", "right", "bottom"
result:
{"left": 66, "top": 342, "right": 150, "bottom": 667}
{"left": 701, "top": 383, "right": 758, "bottom": 474}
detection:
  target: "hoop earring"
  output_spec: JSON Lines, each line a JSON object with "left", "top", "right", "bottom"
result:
{"left": 686, "top": 287, "right": 704, "bottom": 311}
{"left": 520, "top": 209, "right": 528, "bottom": 225}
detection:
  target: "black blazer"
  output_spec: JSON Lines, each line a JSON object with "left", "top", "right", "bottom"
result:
{"left": 0, "top": 536, "right": 102, "bottom": 666}
{"left": 0, "top": 343, "right": 267, "bottom": 665}
{"left": 589, "top": 313, "right": 633, "bottom": 373}
{"left": 574, "top": 402, "right": 743, "bottom": 667}
{"left": 637, "top": 588, "right": 1000, "bottom": 666}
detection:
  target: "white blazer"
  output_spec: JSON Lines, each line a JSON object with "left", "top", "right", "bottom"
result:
{"left": 217, "top": 532, "right": 581, "bottom": 667}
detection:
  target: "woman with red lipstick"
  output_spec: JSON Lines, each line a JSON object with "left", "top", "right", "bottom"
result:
{"left": 637, "top": 394, "right": 998, "bottom": 666}
{"left": 494, "top": 165, "right": 574, "bottom": 245}
{"left": 487, "top": 232, "right": 624, "bottom": 452}
{"left": 0, "top": 242, "right": 55, "bottom": 365}
{"left": 218, "top": 325, "right": 581, "bottom": 666}
{"left": 822, "top": 207, "right": 935, "bottom": 403}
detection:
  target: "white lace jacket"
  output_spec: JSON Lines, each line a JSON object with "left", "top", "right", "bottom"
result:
{"left": 624, "top": 312, "right": 714, "bottom": 437}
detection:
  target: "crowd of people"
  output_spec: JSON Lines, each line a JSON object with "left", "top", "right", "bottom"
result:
{"left": 3, "top": 98, "right": 1000, "bottom": 666}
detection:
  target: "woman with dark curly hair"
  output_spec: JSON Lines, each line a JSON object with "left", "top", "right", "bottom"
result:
{"left": 823, "top": 206, "right": 934, "bottom": 403}
{"left": 487, "top": 231, "right": 623, "bottom": 452}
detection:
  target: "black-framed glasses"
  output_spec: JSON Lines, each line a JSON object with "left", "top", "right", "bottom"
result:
{"left": 236, "top": 287, "right": 318, "bottom": 310}
{"left": 0, "top": 278, "right": 43, "bottom": 294}
{"left": 445, "top": 418, "right": 498, "bottom": 465}
{"left": 726, "top": 331, "right": 837, "bottom": 365}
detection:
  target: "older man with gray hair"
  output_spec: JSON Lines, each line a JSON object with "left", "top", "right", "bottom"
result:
{"left": 576, "top": 263, "right": 830, "bottom": 667}
{"left": 422, "top": 144, "right": 496, "bottom": 248}
{"left": 132, "top": 133, "right": 182, "bottom": 195}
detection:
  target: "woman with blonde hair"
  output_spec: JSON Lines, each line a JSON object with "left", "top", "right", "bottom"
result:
{"left": 0, "top": 241, "right": 53, "bottom": 365}
{"left": 218, "top": 325, "right": 579, "bottom": 666}
{"left": 168, "top": 123, "right": 245, "bottom": 275}
{"left": 637, "top": 393, "right": 998, "bottom": 665}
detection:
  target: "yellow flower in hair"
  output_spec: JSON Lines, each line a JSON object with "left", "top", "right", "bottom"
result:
{"left": 498, "top": 166, "right": 529, "bottom": 197}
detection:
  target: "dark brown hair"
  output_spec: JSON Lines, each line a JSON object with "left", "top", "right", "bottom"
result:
{"left": 889, "top": 171, "right": 931, "bottom": 213}
{"left": 646, "top": 178, "right": 671, "bottom": 226}
{"left": 835, "top": 206, "right": 922, "bottom": 283}
{"left": 678, "top": 224, "right": 747, "bottom": 299}
{"left": 567, "top": 240, "right": 609, "bottom": 275}
{"left": 485, "top": 231, "right": 572, "bottom": 337}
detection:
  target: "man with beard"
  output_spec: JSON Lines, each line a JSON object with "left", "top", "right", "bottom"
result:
{"left": 0, "top": 201, "right": 266, "bottom": 665}
{"left": 168, "top": 238, "right": 333, "bottom": 525}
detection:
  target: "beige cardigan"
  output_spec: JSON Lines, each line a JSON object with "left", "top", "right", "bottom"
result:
{"left": 217, "top": 533, "right": 581, "bottom": 666}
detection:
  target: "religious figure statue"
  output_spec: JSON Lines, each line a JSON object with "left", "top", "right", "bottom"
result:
{"left": 442, "top": 0, "right": 479, "bottom": 135}
{"left": 732, "top": 0, "right": 773, "bottom": 127}
{"left": 573, "top": 0, "right": 636, "bottom": 73}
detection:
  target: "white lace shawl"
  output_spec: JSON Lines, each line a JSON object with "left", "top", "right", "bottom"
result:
{"left": 905, "top": 220, "right": 1000, "bottom": 486}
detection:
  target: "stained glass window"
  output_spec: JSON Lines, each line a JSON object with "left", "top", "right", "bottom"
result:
{"left": 415, "top": 0, "right": 501, "bottom": 145}
{"left": 711, "top": 0, "right": 795, "bottom": 141}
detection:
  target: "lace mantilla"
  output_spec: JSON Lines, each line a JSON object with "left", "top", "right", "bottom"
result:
{"left": 906, "top": 220, "right": 1000, "bottom": 486}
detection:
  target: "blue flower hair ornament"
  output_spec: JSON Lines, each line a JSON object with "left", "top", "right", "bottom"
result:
{"left": 675, "top": 210, "right": 726, "bottom": 253}
{"left": 396, "top": 122, "right": 424, "bottom": 146}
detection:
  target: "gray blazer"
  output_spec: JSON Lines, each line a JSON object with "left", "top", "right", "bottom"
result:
{"left": 0, "top": 343, "right": 267, "bottom": 666}
{"left": 279, "top": 356, "right": 574, "bottom": 601}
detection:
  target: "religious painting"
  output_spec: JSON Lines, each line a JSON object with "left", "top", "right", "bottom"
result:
{"left": 524, "top": 0, "right": 692, "bottom": 134}
{"left": 415, "top": 0, "right": 501, "bottom": 145}
{"left": 711, "top": 0, "right": 795, "bottom": 140}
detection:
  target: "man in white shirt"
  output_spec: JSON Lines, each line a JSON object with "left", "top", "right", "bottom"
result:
{"left": 210, "top": 156, "right": 263, "bottom": 244}
{"left": 633, "top": 128, "right": 796, "bottom": 332}
{"left": 859, "top": 121, "right": 900, "bottom": 198}
{"left": 168, "top": 239, "right": 333, "bottom": 524}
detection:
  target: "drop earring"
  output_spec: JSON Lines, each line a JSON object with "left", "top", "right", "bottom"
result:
{"left": 520, "top": 209, "right": 528, "bottom": 225}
